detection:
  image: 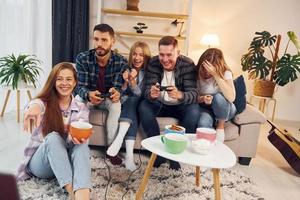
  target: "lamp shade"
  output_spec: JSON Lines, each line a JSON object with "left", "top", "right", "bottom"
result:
{"left": 200, "top": 34, "right": 220, "bottom": 47}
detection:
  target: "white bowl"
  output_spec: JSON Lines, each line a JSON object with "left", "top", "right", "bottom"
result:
{"left": 191, "top": 139, "right": 214, "bottom": 155}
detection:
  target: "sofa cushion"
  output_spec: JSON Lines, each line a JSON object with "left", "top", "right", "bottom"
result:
{"left": 233, "top": 75, "right": 247, "bottom": 114}
{"left": 224, "top": 121, "right": 239, "bottom": 141}
{"left": 233, "top": 104, "right": 266, "bottom": 125}
{"left": 89, "top": 109, "right": 107, "bottom": 126}
{"left": 89, "top": 110, "right": 179, "bottom": 133}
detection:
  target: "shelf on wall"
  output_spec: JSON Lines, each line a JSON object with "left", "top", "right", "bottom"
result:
{"left": 102, "top": 8, "right": 188, "bottom": 20}
{"left": 99, "top": 0, "right": 192, "bottom": 56}
{"left": 115, "top": 31, "right": 186, "bottom": 40}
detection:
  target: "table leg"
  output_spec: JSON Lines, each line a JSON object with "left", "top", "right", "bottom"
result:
{"left": 17, "top": 90, "right": 20, "bottom": 123}
{"left": 1, "top": 90, "right": 11, "bottom": 117}
{"left": 136, "top": 153, "right": 157, "bottom": 200}
{"left": 271, "top": 99, "right": 277, "bottom": 122}
{"left": 195, "top": 166, "right": 200, "bottom": 187}
{"left": 212, "top": 168, "right": 221, "bottom": 200}
{"left": 27, "top": 90, "right": 32, "bottom": 100}
{"left": 259, "top": 99, "right": 266, "bottom": 112}
{"left": 249, "top": 95, "right": 253, "bottom": 104}
{"left": 262, "top": 99, "right": 267, "bottom": 112}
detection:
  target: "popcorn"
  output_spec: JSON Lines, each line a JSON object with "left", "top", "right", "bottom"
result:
{"left": 191, "top": 139, "right": 213, "bottom": 154}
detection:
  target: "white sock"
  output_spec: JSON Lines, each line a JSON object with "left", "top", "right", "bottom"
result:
{"left": 124, "top": 140, "right": 137, "bottom": 171}
{"left": 216, "top": 129, "right": 225, "bottom": 143}
{"left": 107, "top": 122, "right": 130, "bottom": 156}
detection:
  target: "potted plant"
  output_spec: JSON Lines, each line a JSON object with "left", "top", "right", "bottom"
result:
{"left": 133, "top": 22, "right": 148, "bottom": 33}
{"left": 126, "top": 0, "right": 139, "bottom": 11}
{"left": 241, "top": 31, "right": 300, "bottom": 97}
{"left": 0, "top": 54, "right": 42, "bottom": 90}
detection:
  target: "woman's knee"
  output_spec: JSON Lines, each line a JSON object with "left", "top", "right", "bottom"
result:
{"left": 138, "top": 100, "right": 154, "bottom": 115}
{"left": 124, "top": 97, "right": 140, "bottom": 107}
{"left": 44, "top": 132, "right": 64, "bottom": 145}
{"left": 212, "top": 93, "right": 230, "bottom": 111}
{"left": 212, "top": 93, "right": 227, "bottom": 105}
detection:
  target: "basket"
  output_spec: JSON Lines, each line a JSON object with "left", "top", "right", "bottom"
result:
{"left": 253, "top": 80, "right": 275, "bottom": 97}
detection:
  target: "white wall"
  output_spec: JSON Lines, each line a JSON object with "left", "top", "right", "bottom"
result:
{"left": 90, "top": 0, "right": 300, "bottom": 121}
{"left": 188, "top": 0, "right": 300, "bottom": 121}
{"left": 89, "top": 0, "right": 189, "bottom": 55}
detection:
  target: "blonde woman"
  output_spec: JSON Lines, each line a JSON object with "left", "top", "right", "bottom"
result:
{"left": 107, "top": 41, "right": 151, "bottom": 171}
{"left": 17, "top": 62, "right": 90, "bottom": 200}
{"left": 196, "top": 48, "right": 236, "bottom": 142}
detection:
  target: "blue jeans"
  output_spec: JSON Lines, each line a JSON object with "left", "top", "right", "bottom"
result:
{"left": 138, "top": 99, "right": 201, "bottom": 137}
{"left": 197, "top": 93, "right": 236, "bottom": 128}
{"left": 119, "top": 96, "right": 143, "bottom": 140}
{"left": 27, "top": 132, "right": 91, "bottom": 191}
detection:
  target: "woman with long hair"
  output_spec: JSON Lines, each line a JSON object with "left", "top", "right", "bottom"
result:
{"left": 196, "top": 48, "right": 236, "bottom": 142}
{"left": 106, "top": 41, "right": 151, "bottom": 171}
{"left": 17, "top": 62, "right": 91, "bottom": 200}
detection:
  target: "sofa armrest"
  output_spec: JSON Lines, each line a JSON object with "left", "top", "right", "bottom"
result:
{"left": 233, "top": 104, "right": 266, "bottom": 125}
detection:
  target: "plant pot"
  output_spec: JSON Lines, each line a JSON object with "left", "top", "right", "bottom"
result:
{"left": 136, "top": 30, "right": 143, "bottom": 33}
{"left": 253, "top": 80, "right": 275, "bottom": 97}
{"left": 126, "top": 0, "right": 139, "bottom": 11}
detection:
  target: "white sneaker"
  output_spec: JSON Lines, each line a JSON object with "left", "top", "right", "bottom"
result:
{"left": 106, "top": 141, "right": 122, "bottom": 157}
{"left": 216, "top": 129, "right": 225, "bottom": 143}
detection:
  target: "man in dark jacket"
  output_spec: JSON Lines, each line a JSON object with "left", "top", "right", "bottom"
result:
{"left": 139, "top": 36, "right": 200, "bottom": 170}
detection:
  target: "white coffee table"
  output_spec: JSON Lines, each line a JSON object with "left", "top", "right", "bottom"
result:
{"left": 136, "top": 134, "right": 236, "bottom": 200}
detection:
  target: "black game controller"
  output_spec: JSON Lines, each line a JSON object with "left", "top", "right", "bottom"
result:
{"left": 96, "top": 93, "right": 111, "bottom": 98}
{"left": 160, "top": 86, "right": 173, "bottom": 91}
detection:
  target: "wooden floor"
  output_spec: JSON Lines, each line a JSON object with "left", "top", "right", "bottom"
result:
{"left": 0, "top": 112, "right": 299, "bottom": 200}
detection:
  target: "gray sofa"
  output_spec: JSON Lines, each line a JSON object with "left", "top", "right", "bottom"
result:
{"left": 88, "top": 103, "right": 266, "bottom": 165}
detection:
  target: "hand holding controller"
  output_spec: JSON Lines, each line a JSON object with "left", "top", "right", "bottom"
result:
{"left": 150, "top": 83, "right": 161, "bottom": 99}
{"left": 160, "top": 86, "right": 173, "bottom": 92}
{"left": 96, "top": 93, "right": 111, "bottom": 99}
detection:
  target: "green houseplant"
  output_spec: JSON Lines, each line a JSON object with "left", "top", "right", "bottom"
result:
{"left": 0, "top": 54, "right": 42, "bottom": 89}
{"left": 241, "top": 31, "right": 300, "bottom": 97}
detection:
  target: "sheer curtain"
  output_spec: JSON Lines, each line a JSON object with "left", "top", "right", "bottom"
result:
{"left": 0, "top": 0, "right": 52, "bottom": 114}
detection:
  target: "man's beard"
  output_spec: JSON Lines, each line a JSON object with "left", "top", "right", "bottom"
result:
{"left": 95, "top": 47, "right": 110, "bottom": 57}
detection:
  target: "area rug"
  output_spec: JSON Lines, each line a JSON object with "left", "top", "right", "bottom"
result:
{"left": 18, "top": 150, "right": 264, "bottom": 200}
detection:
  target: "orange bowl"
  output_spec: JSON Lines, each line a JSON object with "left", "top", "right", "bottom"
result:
{"left": 70, "top": 121, "right": 92, "bottom": 140}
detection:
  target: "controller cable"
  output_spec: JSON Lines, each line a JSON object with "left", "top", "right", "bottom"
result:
{"left": 103, "top": 86, "right": 165, "bottom": 200}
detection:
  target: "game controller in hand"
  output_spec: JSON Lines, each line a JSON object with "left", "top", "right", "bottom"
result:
{"left": 160, "top": 86, "right": 173, "bottom": 91}
{"left": 96, "top": 93, "right": 111, "bottom": 98}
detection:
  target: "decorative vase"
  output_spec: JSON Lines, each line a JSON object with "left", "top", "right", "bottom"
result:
{"left": 253, "top": 80, "right": 275, "bottom": 97}
{"left": 126, "top": 0, "right": 139, "bottom": 11}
